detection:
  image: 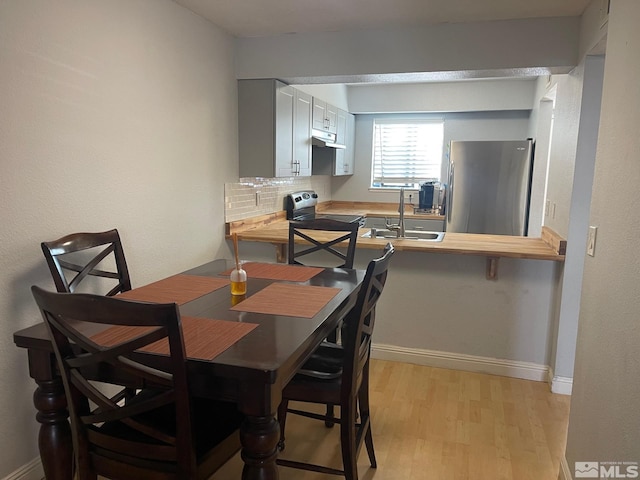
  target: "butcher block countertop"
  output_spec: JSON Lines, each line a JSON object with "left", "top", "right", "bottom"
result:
{"left": 226, "top": 202, "right": 565, "bottom": 263}
{"left": 317, "top": 201, "right": 445, "bottom": 221}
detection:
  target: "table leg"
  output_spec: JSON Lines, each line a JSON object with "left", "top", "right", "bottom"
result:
{"left": 240, "top": 415, "right": 280, "bottom": 480}
{"left": 33, "top": 377, "right": 73, "bottom": 480}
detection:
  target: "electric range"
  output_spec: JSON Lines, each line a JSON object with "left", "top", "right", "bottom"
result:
{"left": 285, "top": 191, "right": 365, "bottom": 227}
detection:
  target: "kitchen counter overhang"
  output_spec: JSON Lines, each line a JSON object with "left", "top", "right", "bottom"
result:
{"left": 225, "top": 202, "right": 565, "bottom": 279}
{"left": 229, "top": 220, "right": 564, "bottom": 261}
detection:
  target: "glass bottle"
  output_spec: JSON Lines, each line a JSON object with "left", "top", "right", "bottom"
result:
{"left": 230, "top": 266, "right": 247, "bottom": 296}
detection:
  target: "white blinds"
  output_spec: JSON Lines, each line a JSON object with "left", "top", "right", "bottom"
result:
{"left": 372, "top": 119, "right": 444, "bottom": 186}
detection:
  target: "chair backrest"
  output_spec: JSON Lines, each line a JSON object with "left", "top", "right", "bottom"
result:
{"left": 341, "top": 243, "right": 394, "bottom": 398}
{"left": 31, "top": 286, "right": 198, "bottom": 478}
{"left": 41, "top": 229, "right": 131, "bottom": 296}
{"left": 288, "top": 218, "right": 359, "bottom": 269}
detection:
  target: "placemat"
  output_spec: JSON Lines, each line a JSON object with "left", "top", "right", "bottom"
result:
{"left": 118, "top": 274, "right": 229, "bottom": 305}
{"left": 230, "top": 283, "right": 341, "bottom": 318}
{"left": 220, "top": 262, "right": 323, "bottom": 282}
{"left": 90, "top": 316, "right": 258, "bottom": 361}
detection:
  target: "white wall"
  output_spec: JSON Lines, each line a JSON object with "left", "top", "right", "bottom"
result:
{"left": 238, "top": 241, "right": 560, "bottom": 371}
{"left": 0, "top": 0, "right": 237, "bottom": 476}
{"left": 565, "top": 0, "right": 640, "bottom": 469}
{"left": 347, "top": 78, "right": 537, "bottom": 114}
{"left": 235, "top": 17, "right": 580, "bottom": 83}
{"left": 553, "top": 55, "right": 604, "bottom": 382}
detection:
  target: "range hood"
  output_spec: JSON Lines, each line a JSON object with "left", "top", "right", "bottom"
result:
{"left": 311, "top": 129, "right": 345, "bottom": 149}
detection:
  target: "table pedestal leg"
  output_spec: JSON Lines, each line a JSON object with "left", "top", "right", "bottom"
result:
{"left": 33, "top": 378, "right": 73, "bottom": 480}
{"left": 240, "top": 415, "right": 280, "bottom": 480}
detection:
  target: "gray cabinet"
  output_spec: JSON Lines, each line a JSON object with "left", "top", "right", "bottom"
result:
{"left": 293, "top": 89, "right": 312, "bottom": 176}
{"left": 238, "top": 79, "right": 311, "bottom": 178}
{"left": 312, "top": 98, "right": 337, "bottom": 134}
{"left": 334, "top": 109, "right": 355, "bottom": 176}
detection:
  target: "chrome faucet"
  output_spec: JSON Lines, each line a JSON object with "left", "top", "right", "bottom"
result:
{"left": 385, "top": 187, "right": 406, "bottom": 238}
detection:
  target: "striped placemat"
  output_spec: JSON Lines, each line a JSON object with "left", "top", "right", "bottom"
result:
{"left": 230, "top": 283, "right": 341, "bottom": 318}
{"left": 118, "top": 274, "right": 229, "bottom": 305}
{"left": 90, "top": 316, "right": 258, "bottom": 361}
{"left": 220, "top": 262, "right": 323, "bottom": 282}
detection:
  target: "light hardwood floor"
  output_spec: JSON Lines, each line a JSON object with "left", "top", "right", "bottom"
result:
{"left": 214, "top": 359, "right": 571, "bottom": 480}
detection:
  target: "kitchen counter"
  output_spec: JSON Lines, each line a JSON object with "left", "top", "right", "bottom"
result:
{"left": 317, "top": 200, "right": 444, "bottom": 221}
{"left": 228, "top": 218, "right": 564, "bottom": 280}
{"left": 229, "top": 220, "right": 563, "bottom": 260}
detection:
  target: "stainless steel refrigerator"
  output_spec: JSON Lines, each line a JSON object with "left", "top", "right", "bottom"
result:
{"left": 445, "top": 139, "right": 534, "bottom": 235}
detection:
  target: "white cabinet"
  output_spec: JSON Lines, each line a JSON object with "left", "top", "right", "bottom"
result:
{"left": 312, "top": 98, "right": 337, "bottom": 134}
{"left": 238, "top": 79, "right": 312, "bottom": 177}
{"left": 334, "top": 109, "right": 355, "bottom": 176}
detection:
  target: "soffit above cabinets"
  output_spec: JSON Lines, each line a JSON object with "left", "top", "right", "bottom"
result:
{"left": 175, "top": 0, "right": 591, "bottom": 38}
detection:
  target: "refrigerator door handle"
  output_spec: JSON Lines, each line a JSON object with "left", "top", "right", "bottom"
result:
{"left": 447, "top": 162, "right": 454, "bottom": 223}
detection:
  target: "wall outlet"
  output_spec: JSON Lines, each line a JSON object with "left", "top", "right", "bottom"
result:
{"left": 545, "top": 199, "right": 550, "bottom": 217}
{"left": 551, "top": 202, "right": 557, "bottom": 219}
{"left": 587, "top": 226, "right": 597, "bottom": 256}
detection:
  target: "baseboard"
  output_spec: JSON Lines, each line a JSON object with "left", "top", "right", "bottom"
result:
{"left": 547, "top": 367, "right": 574, "bottom": 395}
{"left": 371, "top": 343, "right": 549, "bottom": 382}
{"left": 2, "top": 457, "right": 43, "bottom": 480}
{"left": 552, "top": 376, "right": 573, "bottom": 395}
{"left": 559, "top": 455, "right": 573, "bottom": 480}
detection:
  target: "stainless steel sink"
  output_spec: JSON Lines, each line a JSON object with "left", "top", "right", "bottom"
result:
{"left": 362, "top": 228, "right": 445, "bottom": 242}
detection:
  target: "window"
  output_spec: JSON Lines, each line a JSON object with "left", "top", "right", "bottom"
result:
{"left": 371, "top": 118, "right": 444, "bottom": 189}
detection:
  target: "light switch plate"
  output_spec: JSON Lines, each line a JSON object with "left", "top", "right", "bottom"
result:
{"left": 587, "top": 226, "right": 597, "bottom": 256}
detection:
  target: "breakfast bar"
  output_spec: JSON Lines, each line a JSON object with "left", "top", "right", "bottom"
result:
{"left": 226, "top": 202, "right": 566, "bottom": 280}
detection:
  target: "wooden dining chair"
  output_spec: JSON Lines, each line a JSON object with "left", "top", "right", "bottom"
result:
{"left": 31, "top": 286, "right": 244, "bottom": 480}
{"left": 288, "top": 217, "right": 361, "bottom": 422}
{"left": 288, "top": 218, "right": 359, "bottom": 269}
{"left": 41, "top": 229, "right": 132, "bottom": 296}
{"left": 276, "top": 243, "right": 395, "bottom": 480}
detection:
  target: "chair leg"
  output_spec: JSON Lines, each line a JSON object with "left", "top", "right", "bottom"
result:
{"left": 325, "top": 403, "right": 336, "bottom": 428}
{"left": 340, "top": 398, "right": 358, "bottom": 480}
{"left": 277, "top": 399, "right": 289, "bottom": 451}
{"left": 359, "top": 362, "right": 377, "bottom": 468}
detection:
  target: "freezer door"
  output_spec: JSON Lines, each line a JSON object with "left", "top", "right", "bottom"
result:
{"left": 446, "top": 140, "right": 533, "bottom": 235}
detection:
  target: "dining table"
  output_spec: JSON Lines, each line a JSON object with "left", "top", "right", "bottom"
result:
{"left": 13, "top": 259, "right": 366, "bottom": 480}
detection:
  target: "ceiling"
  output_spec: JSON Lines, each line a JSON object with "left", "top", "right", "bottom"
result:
{"left": 174, "top": 0, "right": 591, "bottom": 38}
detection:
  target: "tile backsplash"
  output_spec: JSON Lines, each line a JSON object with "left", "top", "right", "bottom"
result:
{"left": 224, "top": 176, "right": 332, "bottom": 222}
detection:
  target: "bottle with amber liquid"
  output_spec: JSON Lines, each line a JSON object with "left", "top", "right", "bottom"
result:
{"left": 230, "top": 233, "right": 247, "bottom": 296}
{"left": 230, "top": 266, "right": 247, "bottom": 296}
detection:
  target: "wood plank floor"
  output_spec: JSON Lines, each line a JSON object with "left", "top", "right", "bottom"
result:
{"left": 213, "top": 359, "right": 570, "bottom": 480}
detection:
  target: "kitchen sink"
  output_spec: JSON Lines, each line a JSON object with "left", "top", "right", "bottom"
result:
{"left": 362, "top": 228, "right": 445, "bottom": 242}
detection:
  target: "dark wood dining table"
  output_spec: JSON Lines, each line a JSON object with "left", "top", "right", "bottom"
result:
{"left": 13, "top": 259, "right": 366, "bottom": 480}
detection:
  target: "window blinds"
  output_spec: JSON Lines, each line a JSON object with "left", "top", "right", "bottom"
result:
{"left": 372, "top": 119, "right": 444, "bottom": 186}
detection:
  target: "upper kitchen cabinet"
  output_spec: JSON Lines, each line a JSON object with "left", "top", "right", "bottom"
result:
{"left": 312, "top": 98, "right": 338, "bottom": 134}
{"left": 334, "top": 109, "right": 355, "bottom": 176}
{"left": 238, "top": 79, "right": 312, "bottom": 178}
{"left": 293, "top": 89, "right": 312, "bottom": 176}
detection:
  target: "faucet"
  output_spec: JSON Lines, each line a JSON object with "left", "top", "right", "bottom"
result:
{"left": 385, "top": 187, "right": 406, "bottom": 238}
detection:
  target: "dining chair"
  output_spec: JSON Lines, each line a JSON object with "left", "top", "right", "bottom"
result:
{"left": 288, "top": 218, "right": 359, "bottom": 269}
{"left": 276, "top": 243, "right": 395, "bottom": 480}
{"left": 288, "top": 217, "right": 361, "bottom": 423}
{"left": 41, "top": 229, "right": 132, "bottom": 296}
{"left": 31, "top": 286, "right": 244, "bottom": 480}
